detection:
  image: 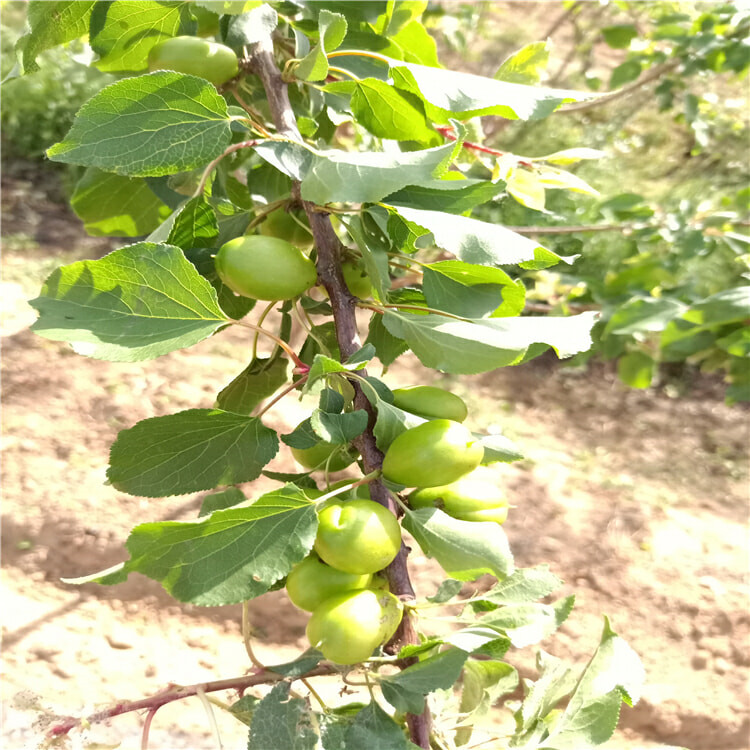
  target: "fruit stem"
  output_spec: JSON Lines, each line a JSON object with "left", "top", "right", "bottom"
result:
{"left": 235, "top": 320, "right": 306, "bottom": 368}
{"left": 252, "top": 301, "right": 278, "bottom": 360}
{"left": 192, "top": 140, "right": 259, "bottom": 198}
{"left": 357, "top": 301, "right": 470, "bottom": 321}
{"left": 242, "top": 601, "right": 266, "bottom": 670}
{"left": 255, "top": 375, "right": 309, "bottom": 418}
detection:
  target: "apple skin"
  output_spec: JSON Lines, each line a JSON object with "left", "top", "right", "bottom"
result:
{"left": 408, "top": 470, "right": 509, "bottom": 524}
{"left": 382, "top": 419, "right": 483, "bottom": 488}
{"left": 259, "top": 209, "right": 314, "bottom": 251}
{"left": 306, "top": 589, "right": 403, "bottom": 664}
{"left": 314, "top": 499, "right": 401, "bottom": 575}
{"left": 148, "top": 36, "right": 238, "bottom": 86}
{"left": 215, "top": 235, "right": 317, "bottom": 300}
{"left": 285, "top": 554, "right": 372, "bottom": 612}
{"left": 341, "top": 262, "right": 372, "bottom": 299}
{"left": 291, "top": 442, "right": 357, "bottom": 473}
{"left": 392, "top": 385, "right": 468, "bottom": 423}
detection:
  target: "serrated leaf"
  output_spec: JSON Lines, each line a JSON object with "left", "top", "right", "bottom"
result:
{"left": 495, "top": 41, "right": 550, "bottom": 85}
{"left": 295, "top": 9, "right": 347, "bottom": 81}
{"left": 216, "top": 356, "right": 289, "bottom": 415}
{"left": 29, "top": 243, "right": 228, "bottom": 361}
{"left": 422, "top": 260, "right": 525, "bottom": 319}
{"left": 367, "top": 314, "right": 409, "bottom": 367}
{"left": 477, "top": 433, "right": 524, "bottom": 463}
{"left": 343, "top": 78, "right": 438, "bottom": 145}
{"left": 107, "top": 409, "right": 279, "bottom": 497}
{"left": 542, "top": 619, "right": 644, "bottom": 749}
{"left": 387, "top": 58, "right": 592, "bottom": 121}
{"left": 198, "top": 487, "right": 246, "bottom": 516}
{"left": 310, "top": 409, "right": 368, "bottom": 444}
{"left": 167, "top": 196, "right": 218, "bottom": 250}
{"left": 428, "top": 578, "right": 464, "bottom": 603}
{"left": 306, "top": 353, "right": 369, "bottom": 391}
{"left": 382, "top": 311, "right": 598, "bottom": 375}
{"left": 70, "top": 168, "right": 171, "bottom": 237}
{"left": 47, "top": 72, "right": 232, "bottom": 177}
{"left": 268, "top": 649, "right": 323, "bottom": 678}
{"left": 507, "top": 169, "right": 546, "bottom": 211}
{"left": 474, "top": 566, "right": 563, "bottom": 606}
{"left": 403, "top": 507, "right": 514, "bottom": 581}
{"left": 605, "top": 297, "right": 687, "bottom": 336}
{"left": 345, "top": 702, "right": 411, "bottom": 750}
{"left": 89, "top": 1, "right": 192, "bottom": 73}
{"left": 75, "top": 486, "right": 317, "bottom": 605}
{"left": 385, "top": 205, "right": 560, "bottom": 268}
{"left": 254, "top": 140, "right": 459, "bottom": 205}
{"left": 381, "top": 649, "right": 467, "bottom": 714}
{"left": 248, "top": 681, "right": 318, "bottom": 750}
{"left": 383, "top": 179, "right": 505, "bottom": 213}
{"left": 17, "top": 1, "right": 95, "bottom": 74}
{"left": 478, "top": 596, "right": 574, "bottom": 648}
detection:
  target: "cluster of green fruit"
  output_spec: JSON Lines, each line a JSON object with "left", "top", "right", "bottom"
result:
{"left": 287, "top": 386, "right": 508, "bottom": 664}
{"left": 287, "top": 499, "right": 403, "bottom": 664}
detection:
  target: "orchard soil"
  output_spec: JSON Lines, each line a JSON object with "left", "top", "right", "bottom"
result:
{"left": 2, "top": 173, "right": 749, "bottom": 750}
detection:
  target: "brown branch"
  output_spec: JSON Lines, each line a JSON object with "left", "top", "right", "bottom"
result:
{"left": 47, "top": 666, "right": 335, "bottom": 739}
{"left": 247, "top": 35, "right": 430, "bottom": 749}
{"left": 557, "top": 59, "right": 680, "bottom": 114}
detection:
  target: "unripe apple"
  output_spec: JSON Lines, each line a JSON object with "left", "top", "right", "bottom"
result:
{"left": 291, "top": 441, "right": 357, "bottom": 473}
{"left": 382, "top": 419, "right": 483, "bottom": 487}
{"left": 392, "top": 385, "right": 468, "bottom": 422}
{"left": 314, "top": 499, "right": 401, "bottom": 575}
{"left": 215, "top": 235, "right": 317, "bottom": 300}
{"left": 306, "top": 588, "right": 403, "bottom": 664}
{"left": 259, "top": 209, "right": 314, "bottom": 251}
{"left": 408, "top": 468, "right": 508, "bottom": 524}
{"left": 285, "top": 554, "right": 371, "bottom": 611}
{"left": 148, "top": 36, "right": 238, "bottom": 86}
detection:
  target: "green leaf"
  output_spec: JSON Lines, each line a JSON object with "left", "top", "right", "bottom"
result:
{"left": 475, "top": 566, "right": 563, "bottom": 606}
{"left": 195, "top": 1, "right": 261, "bottom": 14}
{"left": 268, "top": 649, "right": 324, "bottom": 678}
{"left": 543, "top": 618, "right": 644, "bottom": 749}
{"left": 476, "top": 434, "right": 524, "bottom": 463}
{"left": 610, "top": 59, "right": 642, "bottom": 89}
{"left": 167, "top": 196, "right": 218, "bottom": 250}
{"left": 681, "top": 286, "right": 750, "bottom": 328}
{"left": 17, "top": 1, "right": 96, "bottom": 74}
{"left": 310, "top": 409, "right": 368, "bottom": 444}
{"left": 29, "top": 243, "right": 228, "bottom": 362}
{"left": 383, "top": 179, "right": 505, "bottom": 214}
{"left": 47, "top": 72, "right": 232, "bottom": 177}
{"left": 248, "top": 682, "right": 318, "bottom": 750}
{"left": 372, "top": 399, "right": 427, "bottom": 453}
{"left": 107, "top": 409, "right": 279, "bottom": 497}
{"left": 717, "top": 327, "right": 750, "bottom": 357}
{"left": 601, "top": 24, "right": 638, "bottom": 50}
{"left": 422, "top": 261, "right": 525, "bottom": 319}
{"left": 89, "top": 1, "right": 192, "bottom": 73}
{"left": 198, "top": 487, "right": 246, "bottom": 516}
{"left": 225, "top": 3, "right": 277, "bottom": 46}
{"left": 428, "top": 578, "right": 464, "bottom": 603}
{"left": 495, "top": 41, "right": 550, "bottom": 85}
{"left": 382, "top": 311, "right": 598, "bottom": 375}
{"left": 387, "top": 58, "right": 592, "bottom": 121}
{"left": 216, "top": 356, "right": 289, "bottom": 415}
{"left": 329, "top": 78, "right": 438, "bottom": 145}
{"left": 254, "top": 140, "right": 459, "bottom": 205}
{"left": 506, "top": 169, "right": 546, "bottom": 211}
{"left": 446, "top": 626, "right": 510, "bottom": 656}
{"left": 605, "top": 297, "right": 687, "bottom": 336}
{"left": 345, "top": 702, "right": 412, "bottom": 750}
{"left": 390, "top": 19, "right": 439, "bottom": 66}
{"left": 346, "top": 214, "right": 392, "bottom": 302}
{"left": 403, "top": 507, "right": 514, "bottom": 581}
{"left": 367, "top": 314, "right": 409, "bottom": 367}
{"left": 295, "top": 9, "right": 348, "bottom": 81}
{"left": 534, "top": 167, "right": 600, "bottom": 197}
{"left": 71, "top": 486, "right": 317, "bottom": 605}
{"left": 385, "top": 205, "right": 561, "bottom": 268}
{"left": 479, "top": 596, "right": 574, "bottom": 648}
{"left": 381, "top": 649, "right": 468, "bottom": 714}
{"left": 70, "top": 168, "right": 171, "bottom": 237}
{"left": 306, "top": 353, "right": 369, "bottom": 391}
{"left": 617, "top": 351, "right": 655, "bottom": 389}
{"left": 532, "top": 148, "right": 606, "bottom": 165}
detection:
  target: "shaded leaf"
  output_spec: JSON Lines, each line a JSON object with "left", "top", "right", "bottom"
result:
{"left": 248, "top": 682, "right": 318, "bottom": 750}
{"left": 216, "top": 356, "right": 289, "bottom": 415}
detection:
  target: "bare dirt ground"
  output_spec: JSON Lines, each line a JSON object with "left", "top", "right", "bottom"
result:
{"left": 2, "top": 172, "right": 749, "bottom": 750}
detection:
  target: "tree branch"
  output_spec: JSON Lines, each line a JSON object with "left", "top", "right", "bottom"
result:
{"left": 247, "top": 35, "right": 430, "bottom": 748}
{"left": 47, "top": 666, "right": 335, "bottom": 739}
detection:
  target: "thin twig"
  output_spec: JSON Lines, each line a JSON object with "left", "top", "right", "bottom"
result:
{"left": 242, "top": 601, "right": 266, "bottom": 670}
{"left": 196, "top": 686, "right": 224, "bottom": 750}
{"left": 193, "top": 140, "right": 259, "bottom": 198}
{"left": 140, "top": 706, "right": 159, "bottom": 750}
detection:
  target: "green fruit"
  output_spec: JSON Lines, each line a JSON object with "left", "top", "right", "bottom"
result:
{"left": 306, "top": 589, "right": 403, "bottom": 664}
{"left": 382, "top": 420, "right": 483, "bottom": 488}
{"left": 392, "top": 385, "right": 468, "bottom": 422}
{"left": 148, "top": 36, "right": 238, "bottom": 86}
{"left": 314, "top": 499, "right": 401, "bottom": 575}
{"left": 215, "top": 235, "right": 317, "bottom": 300}
{"left": 259, "top": 209, "right": 314, "bottom": 251}
{"left": 409, "top": 469, "right": 508, "bottom": 524}
{"left": 285, "top": 554, "right": 372, "bottom": 612}
{"left": 341, "top": 262, "right": 372, "bottom": 299}
{"left": 291, "top": 442, "right": 357, "bottom": 472}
